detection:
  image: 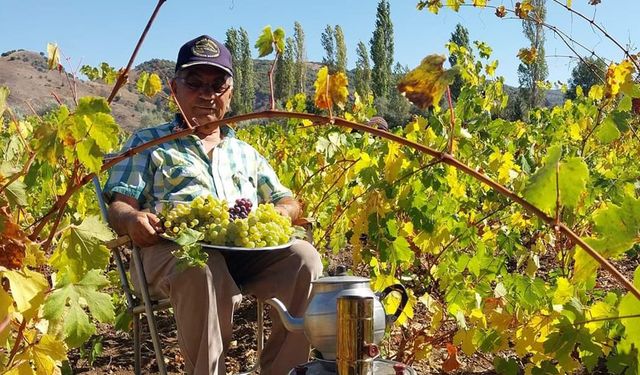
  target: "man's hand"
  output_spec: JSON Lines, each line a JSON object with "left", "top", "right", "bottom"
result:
{"left": 274, "top": 197, "right": 302, "bottom": 222}
{"left": 107, "top": 193, "right": 162, "bottom": 248}
{"left": 125, "top": 211, "right": 162, "bottom": 248}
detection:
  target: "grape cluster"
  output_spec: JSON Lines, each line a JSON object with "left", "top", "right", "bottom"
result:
{"left": 229, "top": 198, "right": 253, "bottom": 220}
{"left": 160, "top": 195, "right": 294, "bottom": 248}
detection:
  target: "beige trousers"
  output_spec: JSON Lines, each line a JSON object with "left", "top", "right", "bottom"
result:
{"left": 131, "top": 239, "right": 323, "bottom": 375}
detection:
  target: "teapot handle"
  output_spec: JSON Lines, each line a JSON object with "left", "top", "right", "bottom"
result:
{"left": 377, "top": 284, "right": 409, "bottom": 324}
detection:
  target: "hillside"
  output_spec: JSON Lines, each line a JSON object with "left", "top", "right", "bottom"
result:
{"left": 1, "top": 49, "right": 565, "bottom": 132}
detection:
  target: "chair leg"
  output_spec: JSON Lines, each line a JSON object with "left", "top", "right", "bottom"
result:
{"left": 132, "top": 248, "right": 168, "bottom": 375}
{"left": 133, "top": 313, "right": 142, "bottom": 375}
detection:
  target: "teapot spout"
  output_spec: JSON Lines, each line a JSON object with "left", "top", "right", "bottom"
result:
{"left": 265, "top": 298, "right": 304, "bottom": 332}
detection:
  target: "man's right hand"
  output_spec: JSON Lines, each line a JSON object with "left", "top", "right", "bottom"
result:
{"left": 124, "top": 211, "right": 162, "bottom": 248}
{"left": 107, "top": 193, "right": 162, "bottom": 248}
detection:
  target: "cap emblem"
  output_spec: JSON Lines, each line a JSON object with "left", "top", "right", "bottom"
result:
{"left": 192, "top": 38, "right": 220, "bottom": 58}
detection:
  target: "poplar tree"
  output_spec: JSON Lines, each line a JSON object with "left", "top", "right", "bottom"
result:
{"left": 334, "top": 25, "right": 347, "bottom": 73}
{"left": 517, "top": 0, "right": 548, "bottom": 109}
{"left": 293, "top": 21, "right": 307, "bottom": 94}
{"left": 225, "top": 28, "right": 244, "bottom": 115}
{"left": 239, "top": 28, "right": 255, "bottom": 113}
{"left": 370, "top": 0, "right": 394, "bottom": 102}
{"left": 321, "top": 24, "right": 335, "bottom": 71}
{"left": 448, "top": 23, "right": 470, "bottom": 100}
{"left": 275, "top": 37, "right": 295, "bottom": 102}
{"left": 354, "top": 41, "right": 372, "bottom": 97}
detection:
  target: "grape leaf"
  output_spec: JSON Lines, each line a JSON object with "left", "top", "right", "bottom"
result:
{"left": 397, "top": 54, "right": 458, "bottom": 109}
{"left": 313, "top": 66, "right": 349, "bottom": 111}
{"left": 47, "top": 43, "right": 60, "bottom": 71}
{"left": 76, "top": 139, "right": 102, "bottom": 174}
{"left": 523, "top": 146, "right": 589, "bottom": 214}
{"left": 136, "top": 72, "right": 162, "bottom": 97}
{"left": 596, "top": 116, "right": 621, "bottom": 144}
{"left": 605, "top": 59, "right": 635, "bottom": 98}
{"left": 392, "top": 236, "right": 414, "bottom": 264}
{"left": 49, "top": 215, "right": 113, "bottom": 281}
{"left": 255, "top": 25, "right": 285, "bottom": 58}
{"left": 574, "top": 195, "right": 640, "bottom": 283}
{"left": 32, "top": 334, "right": 67, "bottom": 374}
{"left": 473, "top": 0, "right": 487, "bottom": 7}
{"left": 3, "top": 269, "right": 48, "bottom": 318}
{"left": 4, "top": 179, "right": 27, "bottom": 207}
{"left": 43, "top": 269, "right": 114, "bottom": 348}
{"left": 617, "top": 268, "right": 640, "bottom": 364}
{"left": 446, "top": 0, "right": 464, "bottom": 11}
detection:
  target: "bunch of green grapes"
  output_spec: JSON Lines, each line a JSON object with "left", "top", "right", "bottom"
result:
{"left": 162, "top": 195, "right": 229, "bottom": 240}
{"left": 226, "top": 203, "right": 294, "bottom": 247}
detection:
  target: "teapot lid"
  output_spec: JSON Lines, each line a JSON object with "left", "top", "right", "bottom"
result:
{"left": 312, "top": 275, "right": 370, "bottom": 284}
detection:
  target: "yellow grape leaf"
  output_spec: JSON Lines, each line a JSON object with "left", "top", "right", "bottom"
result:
{"left": 417, "top": 0, "right": 443, "bottom": 14}
{"left": 495, "top": 5, "right": 507, "bottom": 17}
{"left": 397, "top": 55, "right": 458, "bottom": 109}
{"left": 517, "top": 47, "right": 538, "bottom": 65}
{"left": 47, "top": 43, "right": 60, "bottom": 71}
{"left": 605, "top": 60, "right": 636, "bottom": 98}
{"left": 566, "top": 0, "right": 572, "bottom": 7}
{"left": 3, "top": 269, "right": 48, "bottom": 316}
{"left": 552, "top": 277, "right": 574, "bottom": 306}
{"left": 384, "top": 142, "right": 403, "bottom": 183}
{"left": 515, "top": 1, "right": 534, "bottom": 19}
{"left": 4, "top": 361, "right": 35, "bottom": 375}
{"left": 473, "top": 0, "right": 487, "bottom": 7}
{"left": 584, "top": 301, "right": 615, "bottom": 333}
{"left": 445, "top": 167, "right": 466, "bottom": 198}
{"left": 32, "top": 334, "right": 67, "bottom": 374}
{"left": 589, "top": 84, "right": 604, "bottom": 101}
{"left": 446, "top": 0, "right": 464, "bottom": 11}
{"left": 313, "top": 66, "right": 349, "bottom": 111}
{"left": 136, "top": 72, "right": 162, "bottom": 97}
{"left": 353, "top": 152, "right": 373, "bottom": 174}
{"left": 453, "top": 328, "right": 477, "bottom": 356}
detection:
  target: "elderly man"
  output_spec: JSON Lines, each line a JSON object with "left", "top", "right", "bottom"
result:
{"left": 103, "top": 35, "right": 322, "bottom": 375}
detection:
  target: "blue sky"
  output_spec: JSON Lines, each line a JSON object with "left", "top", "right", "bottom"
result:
{"left": 1, "top": 0, "right": 638, "bottom": 86}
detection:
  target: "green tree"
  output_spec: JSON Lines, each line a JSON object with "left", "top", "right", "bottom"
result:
{"left": 566, "top": 57, "right": 607, "bottom": 99}
{"left": 335, "top": 25, "right": 347, "bottom": 73}
{"left": 386, "top": 62, "right": 413, "bottom": 126}
{"left": 275, "top": 37, "right": 295, "bottom": 102}
{"left": 354, "top": 41, "right": 372, "bottom": 97}
{"left": 448, "top": 23, "right": 470, "bottom": 100}
{"left": 370, "top": 0, "right": 394, "bottom": 103}
{"left": 321, "top": 24, "right": 335, "bottom": 71}
{"left": 225, "top": 28, "right": 244, "bottom": 115}
{"left": 517, "top": 0, "right": 548, "bottom": 109}
{"left": 293, "top": 21, "right": 307, "bottom": 94}
{"left": 239, "top": 28, "right": 255, "bottom": 113}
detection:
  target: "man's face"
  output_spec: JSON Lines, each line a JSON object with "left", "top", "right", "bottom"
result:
{"left": 171, "top": 65, "right": 233, "bottom": 133}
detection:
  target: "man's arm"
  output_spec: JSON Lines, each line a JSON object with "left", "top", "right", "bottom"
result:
{"left": 274, "top": 196, "right": 302, "bottom": 223}
{"left": 108, "top": 193, "right": 162, "bottom": 248}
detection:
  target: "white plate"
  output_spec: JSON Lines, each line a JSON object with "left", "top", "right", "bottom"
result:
{"left": 199, "top": 238, "right": 296, "bottom": 252}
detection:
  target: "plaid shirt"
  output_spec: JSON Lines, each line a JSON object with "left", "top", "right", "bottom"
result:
{"left": 103, "top": 119, "right": 292, "bottom": 211}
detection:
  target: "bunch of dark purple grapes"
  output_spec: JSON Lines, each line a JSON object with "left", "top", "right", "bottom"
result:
{"left": 229, "top": 198, "right": 253, "bottom": 220}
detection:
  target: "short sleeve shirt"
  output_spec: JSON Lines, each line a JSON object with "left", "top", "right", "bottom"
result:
{"left": 103, "top": 119, "right": 292, "bottom": 211}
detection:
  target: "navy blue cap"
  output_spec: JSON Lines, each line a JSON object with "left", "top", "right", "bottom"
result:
{"left": 175, "top": 35, "right": 233, "bottom": 77}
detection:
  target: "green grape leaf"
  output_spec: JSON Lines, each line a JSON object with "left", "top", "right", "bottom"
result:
{"left": 47, "top": 43, "right": 60, "bottom": 71}
{"left": 44, "top": 270, "right": 114, "bottom": 348}
{"left": 3, "top": 269, "right": 48, "bottom": 317}
{"left": 272, "top": 27, "right": 286, "bottom": 54}
{"left": 0, "top": 86, "right": 8, "bottom": 119}
{"left": 76, "top": 139, "right": 102, "bottom": 174}
{"left": 64, "top": 303, "right": 95, "bottom": 348}
{"left": 574, "top": 196, "right": 640, "bottom": 283}
{"left": 136, "top": 71, "right": 163, "bottom": 97}
{"left": 617, "top": 268, "right": 640, "bottom": 370}
{"left": 596, "top": 114, "right": 622, "bottom": 144}
{"left": 557, "top": 157, "right": 589, "bottom": 209}
{"left": 49, "top": 215, "right": 113, "bottom": 281}
{"left": 88, "top": 112, "right": 119, "bottom": 152}
{"left": 494, "top": 357, "right": 520, "bottom": 375}
{"left": 392, "top": 236, "right": 414, "bottom": 264}
{"left": 523, "top": 146, "right": 589, "bottom": 213}
{"left": 4, "top": 179, "right": 27, "bottom": 207}
{"left": 522, "top": 145, "right": 561, "bottom": 213}
{"left": 76, "top": 96, "right": 110, "bottom": 116}
{"left": 255, "top": 26, "right": 275, "bottom": 57}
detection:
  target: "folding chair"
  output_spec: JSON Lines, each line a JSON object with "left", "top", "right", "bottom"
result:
{"left": 93, "top": 177, "right": 265, "bottom": 375}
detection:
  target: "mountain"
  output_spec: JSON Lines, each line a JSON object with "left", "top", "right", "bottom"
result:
{"left": 1, "top": 49, "right": 566, "bottom": 132}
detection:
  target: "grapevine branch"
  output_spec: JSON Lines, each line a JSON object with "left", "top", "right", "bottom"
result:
{"left": 106, "top": 0, "right": 167, "bottom": 104}
{"left": 31, "top": 111, "right": 640, "bottom": 300}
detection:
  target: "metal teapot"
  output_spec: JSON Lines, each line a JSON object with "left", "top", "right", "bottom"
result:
{"left": 265, "top": 273, "right": 408, "bottom": 360}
